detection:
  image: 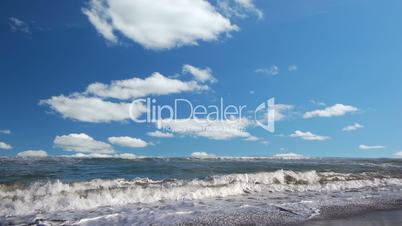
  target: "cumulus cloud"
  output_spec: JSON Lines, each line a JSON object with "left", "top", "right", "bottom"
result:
{"left": 108, "top": 136, "right": 148, "bottom": 148}
{"left": 117, "top": 153, "right": 144, "bottom": 159}
{"left": 40, "top": 95, "right": 146, "bottom": 123}
{"left": 82, "top": 0, "right": 117, "bottom": 43}
{"left": 255, "top": 104, "right": 293, "bottom": 128}
{"left": 147, "top": 130, "right": 174, "bottom": 138}
{"left": 82, "top": 0, "right": 238, "bottom": 49}
{"left": 182, "top": 64, "right": 216, "bottom": 83}
{"left": 245, "top": 136, "right": 259, "bottom": 141}
{"left": 260, "top": 140, "right": 270, "bottom": 145}
{"left": 64, "top": 152, "right": 144, "bottom": 159}
{"left": 359, "top": 144, "right": 385, "bottom": 150}
{"left": 272, "top": 104, "right": 294, "bottom": 121}
{"left": 395, "top": 151, "right": 402, "bottom": 158}
{"left": 303, "top": 104, "right": 358, "bottom": 119}
{"left": 86, "top": 72, "right": 208, "bottom": 100}
{"left": 0, "top": 141, "right": 12, "bottom": 150}
{"left": 9, "top": 17, "right": 30, "bottom": 33}
{"left": 217, "top": 0, "right": 263, "bottom": 19}
{"left": 190, "top": 151, "right": 216, "bottom": 158}
{"left": 255, "top": 65, "right": 279, "bottom": 76}
{"left": 0, "top": 130, "right": 11, "bottom": 134}
{"left": 309, "top": 100, "right": 326, "bottom": 106}
{"left": 272, "top": 153, "right": 307, "bottom": 160}
{"left": 157, "top": 118, "right": 256, "bottom": 140}
{"left": 54, "top": 133, "right": 115, "bottom": 154}
{"left": 290, "top": 130, "right": 330, "bottom": 141}
{"left": 342, "top": 123, "right": 364, "bottom": 132}
{"left": 41, "top": 69, "right": 209, "bottom": 123}
{"left": 17, "top": 150, "right": 48, "bottom": 158}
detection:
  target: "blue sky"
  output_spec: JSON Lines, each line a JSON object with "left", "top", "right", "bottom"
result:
{"left": 1, "top": 0, "right": 402, "bottom": 158}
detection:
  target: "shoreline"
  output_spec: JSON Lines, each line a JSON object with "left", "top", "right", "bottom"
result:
{"left": 301, "top": 208, "right": 402, "bottom": 226}
{"left": 180, "top": 200, "right": 402, "bottom": 226}
{"left": 3, "top": 196, "right": 402, "bottom": 225}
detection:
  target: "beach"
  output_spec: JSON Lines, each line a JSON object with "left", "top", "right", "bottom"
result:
{"left": 303, "top": 209, "right": 402, "bottom": 226}
{"left": 1, "top": 157, "right": 402, "bottom": 225}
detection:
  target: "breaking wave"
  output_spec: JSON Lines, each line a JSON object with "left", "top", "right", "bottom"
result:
{"left": 1, "top": 170, "right": 401, "bottom": 216}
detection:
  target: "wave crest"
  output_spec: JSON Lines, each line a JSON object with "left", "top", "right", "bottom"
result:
{"left": 1, "top": 170, "right": 401, "bottom": 216}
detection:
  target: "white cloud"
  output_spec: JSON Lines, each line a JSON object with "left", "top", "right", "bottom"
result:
{"left": 157, "top": 118, "right": 256, "bottom": 140}
{"left": 41, "top": 68, "right": 212, "bottom": 123}
{"left": 17, "top": 150, "right": 48, "bottom": 158}
{"left": 260, "top": 140, "right": 270, "bottom": 145}
{"left": 82, "top": 0, "right": 117, "bottom": 43}
{"left": 63, "top": 152, "right": 144, "bottom": 159}
{"left": 290, "top": 130, "right": 330, "bottom": 141}
{"left": 359, "top": 144, "right": 385, "bottom": 150}
{"left": 9, "top": 17, "right": 30, "bottom": 33}
{"left": 117, "top": 153, "right": 143, "bottom": 159}
{"left": 309, "top": 99, "right": 326, "bottom": 106}
{"left": 40, "top": 94, "right": 146, "bottom": 123}
{"left": 395, "top": 151, "right": 402, "bottom": 158}
{"left": 303, "top": 104, "right": 358, "bottom": 119}
{"left": 255, "top": 65, "right": 279, "bottom": 76}
{"left": 245, "top": 136, "right": 259, "bottom": 141}
{"left": 288, "top": 65, "right": 298, "bottom": 72}
{"left": 147, "top": 130, "right": 174, "bottom": 138}
{"left": 86, "top": 72, "right": 208, "bottom": 100}
{"left": 0, "top": 130, "right": 11, "bottom": 134}
{"left": 83, "top": 0, "right": 238, "bottom": 49}
{"left": 255, "top": 104, "right": 293, "bottom": 127}
{"left": 190, "top": 151, "right": 216, "bottom": 158}
{"left": 108, "top": 136, "right": 148, "bottom": 148}
{"left": 217, "top": 0, "right": 263, "bottom": 19}
{"left": 54, "top": 133, "right": 115, "bottom": 154}
{"left": 182, "top": 64, "right": 216, "bottom": 83}
{"left": 342, "top": 123, "right": 364, "bottom": 132}
{"left": 272, "top": 153, "right": 307, "bottom": 160}
{"left": 0, "top": 141, "right": 12, "bottom": 150}
{"left": 272, "top": 104, "right": 294, "bottom": 121}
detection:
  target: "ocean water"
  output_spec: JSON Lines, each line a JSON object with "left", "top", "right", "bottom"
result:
{"left": 1, "top": 157, "right": 402, "bottom": 225}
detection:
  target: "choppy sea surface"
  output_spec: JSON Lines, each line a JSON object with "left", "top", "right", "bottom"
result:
{"left": 1, "top": 157, "right": 402, "bottom": 225}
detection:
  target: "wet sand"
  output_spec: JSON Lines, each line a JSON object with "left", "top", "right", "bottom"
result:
{"left": 303, "top": 209, "right": 402, "bottom": 226}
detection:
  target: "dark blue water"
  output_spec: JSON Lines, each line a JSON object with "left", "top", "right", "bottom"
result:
{"left": 1, "top": 157, "right": 401, "bottom": 184}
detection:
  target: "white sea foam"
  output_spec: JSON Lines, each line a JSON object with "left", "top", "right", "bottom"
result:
{"left": 1, "top": 170, "right": 401, "bottom": 217}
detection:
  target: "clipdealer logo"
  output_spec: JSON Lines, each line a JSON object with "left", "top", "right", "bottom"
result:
{"left": 129, "top": 97, "right": 276, "bottom": 133}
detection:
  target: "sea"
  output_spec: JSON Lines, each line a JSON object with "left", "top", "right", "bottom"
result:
{"left": 1, "top": 157, "right": 402, "bottom": 225}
